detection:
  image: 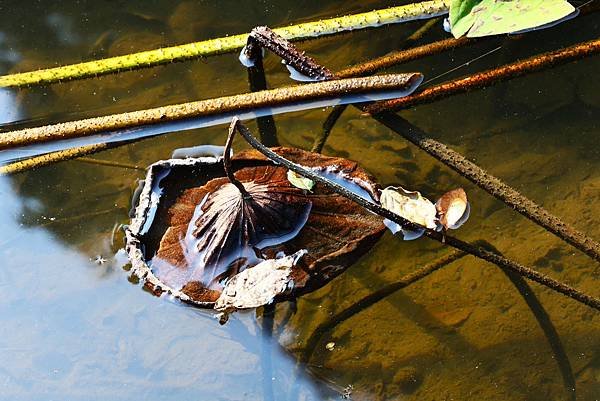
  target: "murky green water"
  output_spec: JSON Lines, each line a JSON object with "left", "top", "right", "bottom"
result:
{"left": 1, "top": 1, "right": 599, "bottom": 400}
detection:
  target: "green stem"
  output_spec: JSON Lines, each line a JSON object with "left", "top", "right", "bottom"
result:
{"left": 0, "top": 0, "right": 449, "bottom": 88}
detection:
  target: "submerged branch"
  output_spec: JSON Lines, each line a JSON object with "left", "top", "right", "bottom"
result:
{"left": 369, "top": 111, "right": 600, "bottom": 264}
{"left": 230, "top": 117, "right": 600, "bottom": 312}
{"left": 300, "top": 241, "right": 576, "bottom": 400}
{"left": 300, "top": 250, "right": 465, "bottom": 363}
{"left": 0, "top": 0, "right": 449, "bottom": 88}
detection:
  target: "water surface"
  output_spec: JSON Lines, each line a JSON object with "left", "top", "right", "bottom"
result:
{"left": 1, "top": 1, "right": 599, "bottom": 400}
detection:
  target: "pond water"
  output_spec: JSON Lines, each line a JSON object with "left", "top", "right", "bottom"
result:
{"left": 1, "top": 1, "right": 599, "bottom": 400}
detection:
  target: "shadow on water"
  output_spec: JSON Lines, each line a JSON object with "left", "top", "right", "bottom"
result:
{"left": 1, "top": 1, "right": 600, "bottom": 400}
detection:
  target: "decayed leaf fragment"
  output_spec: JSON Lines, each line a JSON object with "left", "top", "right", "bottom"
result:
{"left": 287, "top": 170, "right": 315, "bottom": 191}
{"left": 436, "top": 188, "right": 470, "bottom": 230}
{"left": 215, "top": 250, "right": 306, "bottom": 319}
{"left": 380, "top": 186, "right": 437, "bottom": 240}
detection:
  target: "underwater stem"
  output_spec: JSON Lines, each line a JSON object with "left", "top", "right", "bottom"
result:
{"left": 300, "top": 249, "right": 465, "bottom": 364}
{"left": 369, "top": 111, "right": 600, "bottom": 264}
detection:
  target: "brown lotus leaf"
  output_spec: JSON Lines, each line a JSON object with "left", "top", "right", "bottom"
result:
{"left": 153, "top": 165, "right": 312, "bottom": 289}
{"left": 150, "top": 147, "right": 386, "bottom": 304}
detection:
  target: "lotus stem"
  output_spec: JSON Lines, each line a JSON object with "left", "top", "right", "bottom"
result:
{"left": 230, "top": 117, "right": 600, "bottom": 312}
{"left": 336, "top": 33, "right": 472, "bottom": 80}
{"left": 0, "top": 142, "right": 111, "bottom": 175}
{"left": 0, "top": 0, "right": 449, "bottom": 88}
{"left": 74, "top": 157, "right": 145, "bottom": 171}
{"left": 472, "top": 240, "right": 575, "bottom": 399}
{"left": 311, "top": 104, "right": 346, "bottom": 153}
{"left": 364, "top": 37, "right": 600, "bottom": 114}
{"left": 300, "top": 240, "right": 575, "bottom": 400}
{"left": 245, "top": 26, "right": 335, "bottom": 81}
{"left": 312, "top": 18, "right": 453, "bottom": 153}
{"left": 224, "top": 119, "right": 252, "bottom": 199}
{"left": 246, "top": 28, "right": 600, "bottom": 264}
{"left": 369, "top": 111, "right": 600, "bottom": 264}
{"left": 0, "top": 73, "right": 422, "bottom": 153}
{"left": 260, "top": 303, "right": 276, "bottom": 401}
{"left": 245, "top": 37, "right": 279, "bottom": 147}
{"left": 300, "top": 249, "right": 466, "bottom": 363}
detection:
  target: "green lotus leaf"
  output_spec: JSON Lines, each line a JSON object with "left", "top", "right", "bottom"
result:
{"left": 450, "top": 0, "right": 577, "bottom": 38}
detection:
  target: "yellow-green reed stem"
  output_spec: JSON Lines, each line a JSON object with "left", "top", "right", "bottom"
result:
{"left": 0, "top": 0, "right": 449, "bottom": 88}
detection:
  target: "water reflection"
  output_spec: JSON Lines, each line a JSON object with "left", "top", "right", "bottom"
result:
{"left": 1, "top": 1, "right": 600, "bottom": 400}
{"left": 0, "top": 88, "right": 22, "bottom": 125}
{"left": 0, "top": 175, "right": 335, "bottom": 400}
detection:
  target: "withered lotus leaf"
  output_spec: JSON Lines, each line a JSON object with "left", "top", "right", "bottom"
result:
{"left": 215, "top": 250, "right": 307, "bottom": 317}
{"left": 380, "top": 186, "right": 437, "bottom": 241}
{"left": 129, "top": 147, "right": 386, "bottom": 307}
{"left": 154, "top": 165, "right": 312, "bottom": 290}
{"left": 436, "top": 188, "right": 470, "bottom": 230}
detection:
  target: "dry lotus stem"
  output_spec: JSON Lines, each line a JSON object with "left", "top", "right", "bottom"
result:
{"left": 0, "top": 73, "right": 422, "bottom": 152}
{"left": 231, "top": 118, "right": 600, "bottom": 311}
{"left": 244, "top": 26, "right": 335, "bottom": 81}
{"left": 242, "top": 26, "right": 600, "bottom": 263}
{"left": 335, "top": 36, "right": 474, "bottom": 79}
{"left": 0, "top": 142, "right": 111, "bottom": 175}
{"left": 364, "top": 37, "right": 600, "bottom": 114}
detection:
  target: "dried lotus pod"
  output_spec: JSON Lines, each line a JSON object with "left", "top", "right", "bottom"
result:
{"left": 435, "top": 188, "right": 470, "bottom": 230}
